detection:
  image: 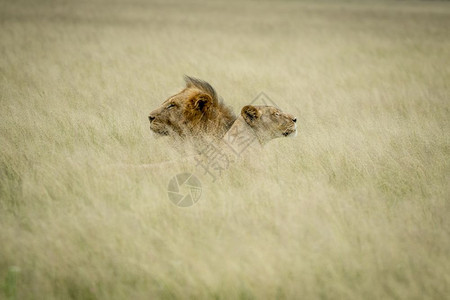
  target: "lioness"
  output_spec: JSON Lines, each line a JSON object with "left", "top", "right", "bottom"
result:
{"left": 222, "top": 105, "right": 297, "bottom": 155}
{"left": 148, "top": 76, "right": 236, "bottom": 143}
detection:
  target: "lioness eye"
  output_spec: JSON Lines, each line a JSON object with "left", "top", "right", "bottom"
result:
{"left": 275, "top": 112, "right": 280, "bottom": 117}
{"left": 167, "top": 103, "right": 175, "bottom": 109}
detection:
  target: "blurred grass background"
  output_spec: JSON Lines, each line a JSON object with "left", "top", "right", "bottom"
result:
{"left": 1, "top": 0, "right": 449, "bottom": 299}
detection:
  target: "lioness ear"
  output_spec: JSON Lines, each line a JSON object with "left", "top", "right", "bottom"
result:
{"left": 192, "top": 94, "right": 213, "bottom": 111}
{"left": 241, "top": 105, "right": 261, "bottom": 126}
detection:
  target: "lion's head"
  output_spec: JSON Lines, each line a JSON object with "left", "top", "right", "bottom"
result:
{"left": 148, "top": 76, "right": 236, "bottom": 142}
{"left": 240, "top": 105, "right": 297, "bottom": 144}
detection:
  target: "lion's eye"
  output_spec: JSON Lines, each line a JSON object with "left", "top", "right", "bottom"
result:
{"left": 167, "top": 103, "right": 176, "bottom": 109}
{"left": 274, "top": 112, "right": 280, "bottom": 117}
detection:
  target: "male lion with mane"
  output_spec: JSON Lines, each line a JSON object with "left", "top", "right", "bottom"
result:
{"left": 148, "top": 76, "right": 236, "bottom": 145}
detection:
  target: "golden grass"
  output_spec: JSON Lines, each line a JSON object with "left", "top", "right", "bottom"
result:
{"left": 1, "top": 0, "right": 449, "bottom": 299}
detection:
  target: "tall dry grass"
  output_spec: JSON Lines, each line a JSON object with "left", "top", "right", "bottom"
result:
{"left": 1, "top": 0, "right": 449, "bottom": 299}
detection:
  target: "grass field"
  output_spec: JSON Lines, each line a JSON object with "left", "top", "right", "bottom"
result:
{"left": 1, "top": 0, "right": 450, "bottom": 299}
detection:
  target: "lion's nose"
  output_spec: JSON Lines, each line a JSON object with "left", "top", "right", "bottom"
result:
{"left": 292, "top": 117, "right": 297, "bottom": 123}
{"left": 149, "top": 115, "right": 155, "bottom": 122}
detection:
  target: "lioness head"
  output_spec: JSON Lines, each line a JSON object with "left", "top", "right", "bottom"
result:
{"left": 241, "top": 105, "right": 297, "bottom": 144}
{"left": 148, "top": 76, "right": 235, "bottom": 141}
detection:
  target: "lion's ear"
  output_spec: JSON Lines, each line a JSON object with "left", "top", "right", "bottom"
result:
{"left": 184, "top": 75, "right": 218, "bottom": 103}
{"left": 192, "top": 94, "right": 213, "bottom": 111}
{"left": 241, "top": 105, "right": 261, "bottom": 126}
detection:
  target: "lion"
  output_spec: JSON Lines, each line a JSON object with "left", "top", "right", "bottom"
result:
{"left": 222, "top": 105, "right": 297, "bottom": 155}
{"left": 148, "top": 76, "right": 236, "bottom": 144}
